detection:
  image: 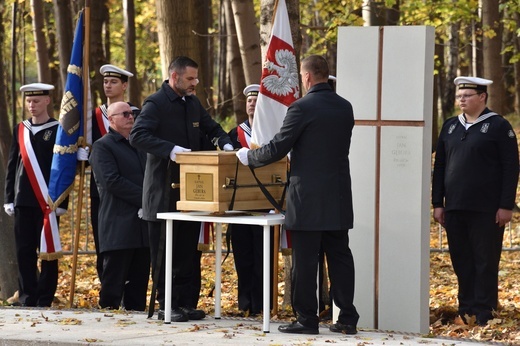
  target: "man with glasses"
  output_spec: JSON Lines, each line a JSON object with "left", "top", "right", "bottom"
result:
{"left": 89, "top": 101, "right": 149, "bottom": 311}
{"left": 90, "top": 65, "right": 140, "bottom": 280}
{"left": 432, "top": 76, "right": 519, "bottom": 326}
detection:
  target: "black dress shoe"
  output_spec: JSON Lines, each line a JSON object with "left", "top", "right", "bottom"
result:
{"left": 278, "top": 321, "right": 319, "bottom": 335}
{"left": 329, "top": 322, "right": 357, "bottom": 334}
{"left": 157, "top": 309, "right": 189, "bottom": 322}
{"left": 180, "top": 307, "right": 206, "bottom": 320}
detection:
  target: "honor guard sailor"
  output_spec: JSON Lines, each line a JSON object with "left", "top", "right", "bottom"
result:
{"left": 4, "top": 83, "right": 67, "bottom": 307}
{"left": 432, "top": 75, "right": 519, "bottom": 326}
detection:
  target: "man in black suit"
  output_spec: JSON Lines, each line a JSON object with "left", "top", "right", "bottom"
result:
{"left": 89, "top": 101, "right": 149, "bottom": 311}
{"left": 129, "top": 56, "right": 233, "bottom": 322}
{"left": 236, "top": 55, "right": 359, "bottom": 335}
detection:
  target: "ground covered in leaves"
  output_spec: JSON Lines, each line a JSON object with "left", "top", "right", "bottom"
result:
{"left": 2, "top": 178, "right": 520, "bottom": 344}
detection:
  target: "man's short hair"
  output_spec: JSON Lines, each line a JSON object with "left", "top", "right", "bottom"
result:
{"left": 168, "top": 56, "right": 198, "bottom": 75}
{"left": 301, "top": 55, "right": 329, "bottom": 80}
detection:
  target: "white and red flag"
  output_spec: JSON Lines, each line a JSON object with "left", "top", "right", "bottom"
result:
{"left": 250, "top": 0, "right": 299, "bottom": 148}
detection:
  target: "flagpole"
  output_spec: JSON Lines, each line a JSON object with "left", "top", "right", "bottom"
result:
{"left": 68, "top": 1, "right": 90, "bottom": 308}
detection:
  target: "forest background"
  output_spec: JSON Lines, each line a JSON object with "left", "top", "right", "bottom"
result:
{"left": 0, "top": 0, "right": 520, "bottom": 343}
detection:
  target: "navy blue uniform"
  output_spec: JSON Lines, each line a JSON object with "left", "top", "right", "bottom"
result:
{"left": 432, "top": 109, "right": 519, "bottom": 323}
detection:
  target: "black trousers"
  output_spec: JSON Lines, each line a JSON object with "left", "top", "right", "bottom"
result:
{"left": 290, "top": 230, "right": 359, "bottom": 328}
{"left": 149, "top": 220, "right": 202, "bottom": 310}
{"left": 230, "top": 224, "right": 273, "bottom": 314}
{"left": 99, "top": 247, "right": 150, "bottom": 311}
{"left": 90, "top": 195, "right": 104, "bottom": 280}
{"left": 14, "top": 206, "right": 58, "bottom": 307}
{"left": 445, "top": 210, "right": 504, "bottom": 322}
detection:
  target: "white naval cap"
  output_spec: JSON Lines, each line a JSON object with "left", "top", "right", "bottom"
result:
{"left": 454, "top": 76, "right": 493, "bottom": 91}
{"left": 243, "top": 84, "right": 260, "bottom": 97}
{"left": 19, "top": 83, "right": 55, "bottom": 96}
{"left": 100, "top": 64, "right": 134, "bottom": 81}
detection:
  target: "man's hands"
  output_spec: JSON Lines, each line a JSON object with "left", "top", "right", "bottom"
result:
{"left": 56, "top": 208, "right": 67, "bottom": 216}
{"left": 236, "top": 148, "right": 250, "bottom": 166}
{"left": 223, "top": 144, "right": 234, "bottom": 151}
{"left": 4, "top": 203, "right": 14, "bottom": 216}
{"left": 170, "top": 145, "right": 191, "bottom": 162}
{"left": 496, "top": 208, "right": 513, "bottom": 227}
{"left": 433, "top": 207, "right": 445, "bottom": 227}
{"left": 77, "top": 147, "right": 90, "bottom": 161}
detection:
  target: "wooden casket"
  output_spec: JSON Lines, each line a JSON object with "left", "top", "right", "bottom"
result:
{"left": 175, "top": 151, "right": 287, "bottom": 213}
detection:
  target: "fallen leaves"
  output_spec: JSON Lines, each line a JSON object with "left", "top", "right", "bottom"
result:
{"left": 2, "top": 173, "right": 520, "bottom": 344}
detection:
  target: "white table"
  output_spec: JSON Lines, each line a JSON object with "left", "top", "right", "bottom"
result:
{"left": 156, "top": 211, "right": 285, "bottom": 332}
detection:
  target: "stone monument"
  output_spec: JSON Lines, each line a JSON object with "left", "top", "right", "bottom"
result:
{"left": 334, "top": 25, "right": 434, "bottom": 333}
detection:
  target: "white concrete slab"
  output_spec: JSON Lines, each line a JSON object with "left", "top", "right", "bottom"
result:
{"left": 336, "top": 26, "right": 434, "bottom": 334}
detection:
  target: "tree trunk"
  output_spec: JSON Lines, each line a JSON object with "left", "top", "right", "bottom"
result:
{"left": 90, "top": 1, "right": 109, "bottom": 107}
{"left": 442, "top": 19, "right": 459, "bottom": 119}
{"left": 0, "top": 0, "right": 19, "bottom": 298}
{"left": 193, "top": 0, "right": 213, "bottom": 111}
{"left": 30, "top": 0, "right": 54, "bottom": 114}
{"left": 52, "top": 0, "right": 73, "bottom": 89}
{"left": 123, "top": 0, "right": 140, "bottom": 107}
{"left": 259, "top": 0, "right": 274, "bottom": 59}
{"left": 217, "top": 1, "right": 232, "bottom": 118}
{"left": 482, "top": 0, "right": 505, "bottom": 114}
{"left": 30, "top": 0, "right": 51, "bottom": 83}
{"left": 514, "top": 11, "right": 520, "bottom": 115}
{"left": 362, "top": 0, "right": 386, "bottom": 26}
{"left": 155, "top": 1, "right": 201, "bottom": 83}
{"left": 225, "top": 0, "right": 247, "bottom": 125}
{"left": 231, "top": 0, "right": 262, "bottom": 86}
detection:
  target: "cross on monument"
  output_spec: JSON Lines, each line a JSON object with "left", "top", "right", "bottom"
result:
{"left": 335, "top": 26, "right": 434, "bottom": 333}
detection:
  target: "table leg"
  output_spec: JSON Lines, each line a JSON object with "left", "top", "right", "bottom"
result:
{"left": 165, "top": 219, "right": 173, "bottom": 324}
{"left": 263, "top": 224, "right": 271, "bottom": 333}
{"left": 214, "top": 223, "right": 222, "bottom": 319}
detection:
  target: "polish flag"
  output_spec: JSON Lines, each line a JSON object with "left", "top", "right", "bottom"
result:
{"left": 250, "top": 0, "right": 299, "bottom": 148}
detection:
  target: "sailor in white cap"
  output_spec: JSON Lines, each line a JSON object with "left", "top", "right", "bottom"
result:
{"left": 432, "top": 76, "right": 519, "bottom": 326}
{"left": 4, "top": 82, "right": 67, "bottom": 306}
{"left": 228, "top": 84, "right": 259, "bottom": 149}
{"left": 89, "top": 64, "right": 140, "bottom": 280}
{"left": 94, "top": 64, "right": 139, "bottom": 138}
{"left": 226, "top": 83, "right": 271, "bottom": 316}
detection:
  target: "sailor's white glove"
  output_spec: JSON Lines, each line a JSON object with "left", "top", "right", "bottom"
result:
{"left": 77, "top": 147, "right": 90, "bottom": 161}
{"left": 56, "top": 207, "right": 67, "bottom": 216}
{"left": 138, "top": 208, "right": 143, "bottom": 219}
{"left": 4, "top": 203, "right": 14, "bottom": 217}
{"left": 236, "top": 148, "right": 250, "bottom": 166}
{"left": 223, "top": 143, "right": 234, "bottom": 151}
{"left": 169, "top": 145, "right": 191, "bottom": 162}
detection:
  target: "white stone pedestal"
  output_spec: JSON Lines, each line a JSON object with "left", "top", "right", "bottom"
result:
{"left": 333, "top": 26, "right": 434, "bottom": 334}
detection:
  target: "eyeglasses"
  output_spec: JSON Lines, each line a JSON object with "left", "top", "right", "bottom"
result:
{"left": 111, "top": 111, "right": 133, "bottom": 118}
{"left": 456, "top": 93, "right": 480, "bottom": 100}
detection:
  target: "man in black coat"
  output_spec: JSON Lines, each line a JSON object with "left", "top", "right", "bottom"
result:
{"left": 236, "top": 55, "right": 359, "bottom": 335}
{"left": 129, "top": 56, "right": 233, "bottom": 322}
{"left": 90, "top": 101, "right": 149, "bottom": 311}
{"left": 90, "top": 64, "right": 140, "bottom": 280}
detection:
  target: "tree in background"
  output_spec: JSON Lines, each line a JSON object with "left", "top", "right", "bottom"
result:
{"left": 224, "top": 0, "right": 247, "bottom": 124}
{"left": 123, "top": 0, "right": 140, "bottom": 107}
{"left": 0, "top": 0, "right": 20, "bottom": 301}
